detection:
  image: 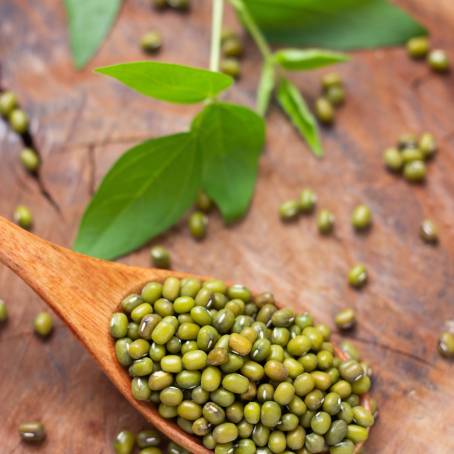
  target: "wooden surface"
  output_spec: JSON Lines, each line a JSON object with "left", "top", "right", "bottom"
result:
{"left": 0, "top": 0, "right": 453, "bottom": 452}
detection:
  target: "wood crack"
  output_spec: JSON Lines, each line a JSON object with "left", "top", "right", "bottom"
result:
{"left": 1, "top": 66, "right": 61, "bottom": 214}
{"left": 353, "top": 335, "right": 437, "bottom": 368}
{"left": 36, "top": 176, "right": 62, "bottom": 214}
{"left": 22, "top": 131, "right": 62, "bottom": 215}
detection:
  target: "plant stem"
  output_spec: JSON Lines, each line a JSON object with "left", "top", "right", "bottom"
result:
{"left": 229, "top": 0, "right": 272, "bottom": 61}
{"left": 210, "top": 0, "right": 224, "bottom": 72}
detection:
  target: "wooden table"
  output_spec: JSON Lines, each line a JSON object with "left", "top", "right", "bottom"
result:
{"left": 0, "top": 0, "right": 453, "bottom": 452}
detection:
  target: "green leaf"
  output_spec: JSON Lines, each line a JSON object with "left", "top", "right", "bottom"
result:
{"left": 96, "top": 62, "right": 233, "bottom": 104}
{"left": 64, "top": 0, "right": 122, "bottom": 69}
{"left": 277, "top": 78, "right": 323, "bottom": 157}
{"left": 74, "top": 133, "right": 200, "bottom": 259}
{"left": 192, "top": 102, "right": 265, "bottom": 222}
{"left": 274, "top": 48, "right": 349, "bottom": 71}
{"left": 256, "top": 60, "right": 275, "bottom": 116}
{"left": 247, "top": 0, "right": 426, "bottom": 51}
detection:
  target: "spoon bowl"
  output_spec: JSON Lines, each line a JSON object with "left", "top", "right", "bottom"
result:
{"left": 0, "top": 216, "right": 369, "bottom": 453}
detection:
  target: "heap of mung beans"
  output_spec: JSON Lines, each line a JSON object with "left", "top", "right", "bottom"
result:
{"left": 0, "top": 90, "right": 30, "bottom": 135}
{"left": 0, "top": 90, "right": 40, "bottom": 173}
{"left": 314, "top": 73, "right": 346, "bottom": 126}
{"left": 220, "top": 29, "right": 245, "bottom": 80}
{"left": 383, "top": 132, "right": 437, "bottom": 183}
{"left": 186, "top": 191, "right": 214, "bottom": 241}
{"left": 111, "top": 277, "right": 376, "bottom": 454}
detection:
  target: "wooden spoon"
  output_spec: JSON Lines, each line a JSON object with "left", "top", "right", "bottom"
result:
{"left": 0, "top": 216, "right": 369, "bottom": 453}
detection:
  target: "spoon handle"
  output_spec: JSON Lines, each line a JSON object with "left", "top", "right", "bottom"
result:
{"left": 0, "top": 216, "right": 140, "bottom": 325}
{"left": 0, "top": 216, "right": 74, "bottom": 306}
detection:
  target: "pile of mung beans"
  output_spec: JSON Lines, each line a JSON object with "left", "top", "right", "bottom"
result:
{"left": 0, "top": 90, "right": 30, "bottom": 136}
{"left": 111, "top": 277, "right": 377, "bottom": 454}
{"left": 188, "top": 191, "right": 214, "bottom": 240}
{"left": 315, "top": 73, "right": 346, "bottom": 125}
{"left": 220, "top": 29, "right": 245, "bottom": 80}
{"left": 0, "top": 90, "right": 40, "bottom": 173}
{"left": 383, "top": 132, "right": 437, "bottom": 183}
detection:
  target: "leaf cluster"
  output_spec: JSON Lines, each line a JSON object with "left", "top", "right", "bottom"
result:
{"left": 69, "top": 0, "right": 426, "bottom": 259}
{"left": 257, "top": 47, "right": 349, "bottom": 157}
{"left": 75, "top": 63, "right": 265, "bottom": 259}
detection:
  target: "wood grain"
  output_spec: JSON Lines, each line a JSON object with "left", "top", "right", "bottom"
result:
{"left": 0, "top": 0, "right": 453, "bottom": 452}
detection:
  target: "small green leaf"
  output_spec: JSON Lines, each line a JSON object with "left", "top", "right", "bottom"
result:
{"left": 247, "top": 0, "right": 426, "bottom": 51}
{"left": 192, "top": 102, "right": 265, "bottom": 222}
{"left": 96, "top": 62, "right": 233, "bottom": 104}
{"left": 74, "top": 133, "right": 200, "bottom": 259}
{"left": 64, "top": 0, "right": 122, "bottom": 69}
{"left": 277, "top": 78, "right": 323, "bottom": 157}
{"left": 256, "top": 60, "right": 275, "bottom": 116}
{"left": 274, "top": 48, "right": 349, "bottom": 71}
